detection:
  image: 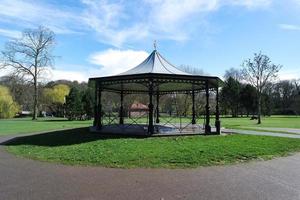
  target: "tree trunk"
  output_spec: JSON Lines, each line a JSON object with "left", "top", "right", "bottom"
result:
{"left": 32, "top": 78, "right": 38, "bottom": 120}
{"left": 257, "top": 92, "right": 261, "bottom": 124}
{"left": 32, "top": 63, "right": 38, "bottom": 120}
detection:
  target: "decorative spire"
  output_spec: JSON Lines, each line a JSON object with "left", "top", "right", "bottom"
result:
{"left": 153, "top": 40, "right": 157, "bottom": 50}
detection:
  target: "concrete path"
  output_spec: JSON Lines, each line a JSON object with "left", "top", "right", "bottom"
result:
{"left": 224, "top": 129, "right": 300, "bottom": 138}
{"left": 243, "top": 127, "right": 300, "bottom": 135}
{"left": 1, "top": 134, "right": 300, "bottom": 200}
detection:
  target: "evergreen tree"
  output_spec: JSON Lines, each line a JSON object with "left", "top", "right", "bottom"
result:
{"left": 240, "top": 84, "right": 257, "bottom": 117}
{"left": 220, "top": 77, "right": 241, "bottom": 117}
{"left": 81, "top": 88, "right": 94, "bottom": 120}
{"left": 65, "top": 87, "right": 83, "bottom": 120}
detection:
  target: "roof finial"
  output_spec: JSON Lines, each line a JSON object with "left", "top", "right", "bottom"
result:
{"left": 153, "top": 40, "right": 157, "bottom": 50}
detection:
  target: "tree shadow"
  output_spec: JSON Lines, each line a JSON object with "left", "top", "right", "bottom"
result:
{"left": 2, "top": 128, "right": 146, "bottom": 147}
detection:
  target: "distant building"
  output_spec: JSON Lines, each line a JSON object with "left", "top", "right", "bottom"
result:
{"left": 129, "top": 102, "right": 149, "bottom": 118}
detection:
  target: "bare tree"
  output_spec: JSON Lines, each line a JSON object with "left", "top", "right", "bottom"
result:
{"left": 292, "top": 79, "right": 300, "bottom": 92}
{"left": 1, "top": 26, "right": 55, "bottom": 120}
{"left": 224, "top": 67, "right": 243, "bottom": 81}
{"left": 179, "top": 65, "right": 205, "bottom": 75}
{"left": 242, "top": 52, "right": 281, "bottom": 124}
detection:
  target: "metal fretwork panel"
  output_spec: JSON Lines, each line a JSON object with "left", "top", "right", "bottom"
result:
{"left": 154, "top": 92, "right": 205, "bottom": 135}
{"left": 91, "top": 73, "right": 221, "bottom": 135}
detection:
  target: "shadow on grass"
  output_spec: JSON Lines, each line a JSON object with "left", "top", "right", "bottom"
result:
{"left": 2, "top": 128, "right": 146, "bottom": 147}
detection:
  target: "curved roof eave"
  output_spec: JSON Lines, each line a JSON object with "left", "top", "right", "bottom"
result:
{"left": 88, "top": 49, "right": 224, "bottom": 87}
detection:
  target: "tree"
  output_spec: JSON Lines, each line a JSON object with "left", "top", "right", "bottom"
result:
{"left": 0, "top": 75, "right": 33, "bottom": 111}
{"left": 220, "top": 77, "right": 241, "bottom": 117}
{"left": 81, "top": 88, "right": 94, "bottom": 120}
{"left": 271, "top": 79, "right": 300, "bottom": 115}
{"left": 240, "top": 84, "right": 257, "bottom": 117}
{"left": 42, "top": 84, "right": 70, "bottom": 116}
{"left": 1, "top": 26, "right": 55, "bottom": 120}
{"left": 180, "top": 65, "right": 205, "bottom": 75}
{"left": 273, "top": 80, "right": 295, "bottom": 114}
{"left": 292, "top": 79, "right": 300, "bottom": 115}
{"left": 242, "top": 52, "right": 281, "bottom": 124}
{"left": 65, "top": 87, "right": 83, "bottom": 120}
{"left": 224, "top": 67, "right": 243, "bottom": 82}
{"left": 174, "top": 93, "right": 191, "bottom": 117}
{"left": 0, "top": 85, "right": 19, "bottom": 118}
{"left": 160, "top": 94, "right": 174, "bottom": 116}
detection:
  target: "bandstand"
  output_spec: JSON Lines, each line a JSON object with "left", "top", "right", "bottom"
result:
{"left": 89, "top": 49, "right": 222, "bottom": 136}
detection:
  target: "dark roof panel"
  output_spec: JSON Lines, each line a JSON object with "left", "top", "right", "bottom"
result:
{"left": 89, "top": 49, "right": 224, "bottom": 92}
{"left": 118, "top": 50, "right": 190, "bottom": 76}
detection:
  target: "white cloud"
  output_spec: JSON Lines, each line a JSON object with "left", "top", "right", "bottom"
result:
{"left": 0, "top": 65, "right": 12, "bottom": 77}
{"left": 146, "top": 0, "right": 271, "bottom": 29}
{"left": 0, "top": 64, "right": 90, "bottom": 83}
{"left": 0, "top": 0, "right": 274, "bottom": 47}
{"left": 146, "top": 0, "right": 219, "bottom": 27}
{"left": 144, "top": 0, "right": 218, "bottom": 41}
{"left": 44, "top": 69, "right": 89, "bottom": 83}
{"left": 80, "top": 0, "right": 150, "bottom": 47}
{"left": 88, "top": 49, "right": 149, "bottom": 76}
{"left": 228, "top": 0, "right": 271, "bottom": 8}
{"left": 0, "top": 48, "right": 150, "bottom": 82}
{"left": 279, "top": 24, "right": 300, "bottom": 31}
{"left": 0, "top": 28, "right": 21, "bottom": 38}
{"left": 33, "top": 48, "right": 150, "bottom": 82}
{"left": 279, "top": 69, "right": 300, "bottom": 80}
{"left": 142, "top": 0, "right": 272, "bottom": 42}
{"left": 0, "top": 0, "right": 84, "bottom": 35}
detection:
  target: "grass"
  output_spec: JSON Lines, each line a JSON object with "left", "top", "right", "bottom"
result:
{"left": 221, "top": 115, "right": 300, "bottom": 130}
{"left": 0, "top": 115, "right": 299, "bottom": 136}
{"left": 228, "top": 127, "right": 299, "bottom": 135}
{"left": 0, "top": 117, "right": 92, "bottom": 136}
{"left": 5, "top": 127, "right": 300, "bottom": 168}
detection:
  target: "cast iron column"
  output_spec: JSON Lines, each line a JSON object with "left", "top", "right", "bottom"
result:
{"left": 205, "top": 81, "right": 211, "bottom": 134}
{"left": 93, "top": 82, "right": 98, "bottom": 126}
{"left": 156, "top": 92, "right": 160, "bottom": 124}
{"left": 215, "top": 86, "right": 221, "bottom": 134}
{"left": 148, "top": 79, "right": 154, "bottom": 135}
{"left": 119, "top": 90, "right": 124, "bottom": 125}
{"left": 97, "top": 83, "right": 102, "bottom": 129}
{"left": 192, "top": 89, "right": 196, "bottom": 124}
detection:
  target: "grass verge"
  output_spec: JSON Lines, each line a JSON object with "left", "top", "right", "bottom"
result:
{"left": 5, "top": 128, "right": 300, "bottom": 168}
{"left": 0, "top": 117, "right": 92, "bottom": 135}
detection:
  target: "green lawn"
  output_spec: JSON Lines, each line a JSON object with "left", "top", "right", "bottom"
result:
{"left": 0, "top": 117, "right": 92, "bottom": 136}
{"left": 221, "top": 115, "right": 300, "bottom": 129}
{"left": 0, "top": 115, "right": 299, "bottom": 136}
{"left": 5, "top": 128, "right": 300, "bottom": 168}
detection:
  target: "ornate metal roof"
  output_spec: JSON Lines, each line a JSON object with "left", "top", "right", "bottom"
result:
{"left": 89, "top": 49, "right": 223, "bottom": 94}
{"left": 118, "top": 50, "right": 190, "bottom": 76}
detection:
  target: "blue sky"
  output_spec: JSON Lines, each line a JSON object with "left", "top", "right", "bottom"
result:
{"left": 0, "top": 0, "right": 300, "bottom": 82}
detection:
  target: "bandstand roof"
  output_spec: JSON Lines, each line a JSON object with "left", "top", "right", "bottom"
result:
{"left": 89, "top": 50, "right": 223, "bottom": 94}
{"left": 118, "top": 50, "right": 190, "bottom": 76}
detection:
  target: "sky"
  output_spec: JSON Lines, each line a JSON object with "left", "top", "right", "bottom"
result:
{"left": 0, "top": 0, "right": 300, "bottom": 82}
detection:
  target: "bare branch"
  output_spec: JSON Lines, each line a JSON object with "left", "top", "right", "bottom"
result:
{"left": 1, "top": 25, "right": 55, "bottom": 120}
{"left": 242, "top": 52, "right": 281, "bottom": 124}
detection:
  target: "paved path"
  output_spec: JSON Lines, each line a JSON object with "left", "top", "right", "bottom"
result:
{"left": 243, "top": 127, "right": 300, "bottom": 135}
{"left": 1, "top": 135, "right": 300, "bottom": 200}
{"left": 224, "top": 129, "right": 300, "bottom": 138}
